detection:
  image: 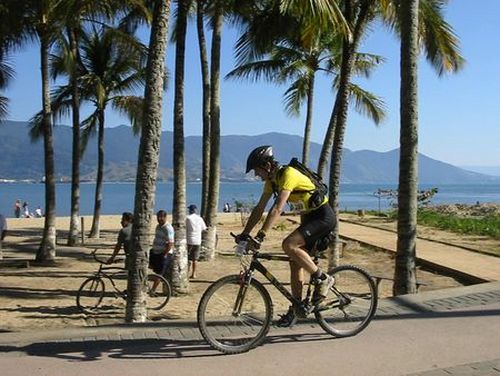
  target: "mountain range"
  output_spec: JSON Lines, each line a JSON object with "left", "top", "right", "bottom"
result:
{"left": 0, "top": 120, "right": 497, "bottom": 184}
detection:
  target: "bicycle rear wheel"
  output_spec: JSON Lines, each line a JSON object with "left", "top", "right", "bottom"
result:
{"left": 146, "top": 273, "right": 171, "bottom": 310}
{"left": 315, "top": 265, "right": 377, "bottom": 337}
{"left": 197, "top": 275, "right": 273, "bottom": 354}
{"left": 76, "top": 277, "right": 105, "bottom": 314}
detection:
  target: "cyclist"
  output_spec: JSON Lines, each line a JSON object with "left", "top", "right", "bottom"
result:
{"left": 236, "top": 145, "right": 336, "bottom": 327}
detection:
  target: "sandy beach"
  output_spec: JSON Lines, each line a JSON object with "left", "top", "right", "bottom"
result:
{"left": 0, "top": 213, "right": 472, "bottom": 331}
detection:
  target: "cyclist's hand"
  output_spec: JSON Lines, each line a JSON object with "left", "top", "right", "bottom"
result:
{"left": 255, "top": 229, "right": 266, "bottom": 243}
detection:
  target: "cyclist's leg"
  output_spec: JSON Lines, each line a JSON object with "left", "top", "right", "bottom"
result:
{"left": 293, "top": 205, "right": 337, "bottom": 303}
{"left": 289, "top": 259, "right": 304, "bottom": 300}
{"left": 279, "top": 233, "right": 314, "bottom": 327}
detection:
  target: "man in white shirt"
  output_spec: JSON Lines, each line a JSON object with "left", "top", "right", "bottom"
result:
{"left": 148, "top": 210, "right": 174, "bottom": 293}
{"left": 186, "top": 204, "right": 207, "bottom": 279}
{"left": 0, "top": 213, "right": 7, "bottom": 259}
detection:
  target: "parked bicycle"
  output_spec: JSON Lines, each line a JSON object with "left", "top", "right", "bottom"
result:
{"left": 76, "top": 249, "right": 171, "bottom": 314}
{"left": 197, "top": 233, "right": 378, "bottom": 354}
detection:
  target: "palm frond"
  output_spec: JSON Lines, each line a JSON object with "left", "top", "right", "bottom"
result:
{"left": 0, "top": 54, "right": 15, "bottom": 88}
{"left": 111, "top": 95, "right": 144, "bottom": 135}
{"left": 351, "top": 52, "right": 385, "bottom": 78}
{"left": 80, "top": 111, "right": 99, "bottom": 155}
{"left": 226, "top": 60, "right": 287, "bottom": 83}
{"left": 28, "top": 111, "right": 45, "bottom": 143}
{"left": 418, "top": 0, "right": 465, "bottom": 75}
{"left": 0, "top": 96, "right": 9, "bottom": 121}
{"left": 283, "top": 76, "right": 310, "bottom": 117}
{"left": 279, "top": 0, "right": 350, "bottom": 40}
{"left": 348, "top": 83, "right": 386, "bottom": 125}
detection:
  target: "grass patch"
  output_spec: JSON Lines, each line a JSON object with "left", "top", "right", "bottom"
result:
{"left": 417, "top": 210, "right": 500, "bottom": 239}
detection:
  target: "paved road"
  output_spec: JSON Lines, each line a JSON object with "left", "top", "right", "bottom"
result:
{"left": 339, "top": 220, "right": 500, "bottom": 282}
{"left": 2, "top": 282, "right": 500, "bottom": 376}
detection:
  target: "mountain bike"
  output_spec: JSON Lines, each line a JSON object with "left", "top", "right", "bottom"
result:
{"left": 76, "top": 249, "right": 171, "bottom": 314}
{"left": 197, "top": 234, "right": 377, "bottom": 354}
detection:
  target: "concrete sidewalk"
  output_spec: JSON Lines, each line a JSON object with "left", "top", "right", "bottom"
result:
{"left": 1, "top": 282, "right": 500, "bottom": 376}
{"left": 339, "top": 220, "right": 500, "bottom": 282}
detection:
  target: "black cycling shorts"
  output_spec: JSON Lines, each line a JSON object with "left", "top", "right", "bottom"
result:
{"left": 297, "top": 204, "right": 336, "bottom": 252}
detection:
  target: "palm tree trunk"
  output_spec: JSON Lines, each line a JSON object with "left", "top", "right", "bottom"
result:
{"left": 172, "top": 0, "right": 189, "bottom": 294}
{"left": 36, "top": 33, "right": 57, "bottom": 263}
{"left": 327, "top": 40, "right": 356, "bottom": 269}
{"left": 302, "top": 75, "right": 315, "bottom": 166}
{"left": 196, "top": 0, "right": 211, "bottom": 220}
{"left": 126, "top": 0, "right": 171, "bottom": 323}
{"left": 324, "top": 0, "right": 372, "bottom": 269}
{"left": 393, "top": 0, "right": 419, "bottom": 296}
{"left": 317, "top": 0, "right": 372, "bottom": 179}
{"left": 317, "top": 103, "right": 338, "bottom": 178}
{"left": 202, "top": 3, "right": 223, "bottom": 261}
{"left": 90, "top": 109, "right": 105, "bottom": 238}
{"left": 67, "top": 27, "right": 80, "bottom": 246}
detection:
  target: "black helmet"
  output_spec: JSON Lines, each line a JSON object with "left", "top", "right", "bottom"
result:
{"left": 246, "top": 145, "right": 274, "bottom": 173}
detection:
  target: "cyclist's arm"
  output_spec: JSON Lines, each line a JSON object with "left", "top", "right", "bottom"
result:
{"left": 242, "top": 190, "right": 272, "bottom": 235}
{"left": 107, "top": 238, "right": 123, "bottom": 264}
{"left": 259, "top": 189, "right": 291, "bottom": 235}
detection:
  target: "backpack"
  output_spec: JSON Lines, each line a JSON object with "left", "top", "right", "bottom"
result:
{"left": 273, "top": 158, "right": 328, "bottom": 209}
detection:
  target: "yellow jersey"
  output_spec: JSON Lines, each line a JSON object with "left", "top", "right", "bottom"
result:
{"left": 263, "top": 166, "right": 328, "bottom": 213}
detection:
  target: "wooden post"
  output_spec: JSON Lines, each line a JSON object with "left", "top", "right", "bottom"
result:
{"left": 80, "top": 217, "right": 85, "bottom": 245}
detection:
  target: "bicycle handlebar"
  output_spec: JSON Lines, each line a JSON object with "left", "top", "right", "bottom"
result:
{"left": 230, "top": 232, "right": 261, "bottom": 253}
{"left": 91, "top": 249, "right": 123, "bottom": 265}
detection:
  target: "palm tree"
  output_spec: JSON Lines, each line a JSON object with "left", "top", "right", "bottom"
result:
{"left": 171, "top": 0, "right": 191, "bottom": 293}
{"left": 317, "top": 0, "right": 464, "bottom": 268}
{"left": 202, "top": 0, "right": 224, "bottom": 261}
{"left": 17, "top": 0, "right": 68, "bottom": 263}
{"left": 2, "top": 0, "right": 67, "bottom": 261}
{"left": 58, "top": 0, "right": 118, "bottom": 246}
{"left": 195, "top": 0, "right": 211, "bottom": 220}
{"left": 126, "top": 0, "right": 170, "bottom": 323}
{"left": 76, "top": 26, "right": 146, "bottom": 239}
{"left": 393, "top": 0, "right": 419, "bottom": 296}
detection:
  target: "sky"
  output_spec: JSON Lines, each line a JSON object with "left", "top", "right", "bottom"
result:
{"left": 3, "top": 0, "right": 499, "bottom": 168}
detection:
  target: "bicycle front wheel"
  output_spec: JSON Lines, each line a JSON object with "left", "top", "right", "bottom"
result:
{"left": 315, "top": 265, "right": 377, "bottom": 337}
{"left": 146, "top": 273, "right": 171, "bottom": 310}
{"left": 76, "top": 277, "right": 105, "bottom": 314}
{"left": 197, "top": 275, "right": 273, "bottom": 354}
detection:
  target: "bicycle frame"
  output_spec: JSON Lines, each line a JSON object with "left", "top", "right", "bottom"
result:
{"left": 241, "top": 252, "right": 314, "bottom": 310}
{"left": 92, "top": 264, "right": 128, "bottom": 298}
{"left": 239, "top": 251, "right": 349, "bottom": 315}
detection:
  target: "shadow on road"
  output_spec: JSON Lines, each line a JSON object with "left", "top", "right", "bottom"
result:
{"left": 0, "top": 331, "right": 335, "bottom": 361}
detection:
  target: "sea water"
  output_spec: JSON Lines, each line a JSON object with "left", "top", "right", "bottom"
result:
{"left": 0, "top": 182, "right": 499, "bottom": 217}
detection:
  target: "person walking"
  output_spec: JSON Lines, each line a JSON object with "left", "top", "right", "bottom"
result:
{"left": 186, "top": 204, "right": 207, "bottom": 279}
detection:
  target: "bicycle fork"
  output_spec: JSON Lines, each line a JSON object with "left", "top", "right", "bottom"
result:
{"left": 232, "top": 270, "right": 253, "bottom": 316}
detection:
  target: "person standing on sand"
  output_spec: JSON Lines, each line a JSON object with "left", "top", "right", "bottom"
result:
{"left": 14, "top": 200, "right": 21, "bottom": 218}
{"left": 186, "top": 204, "right": 206, "bottom": 279}
{"left": 0, "top": 212, "right": 7, "bottom": 259}
{"left": 149, "top": 210, "right": 174, "bottom": 292}
{"left": 22, "top": 202, "right": 30, "bottom": 218}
